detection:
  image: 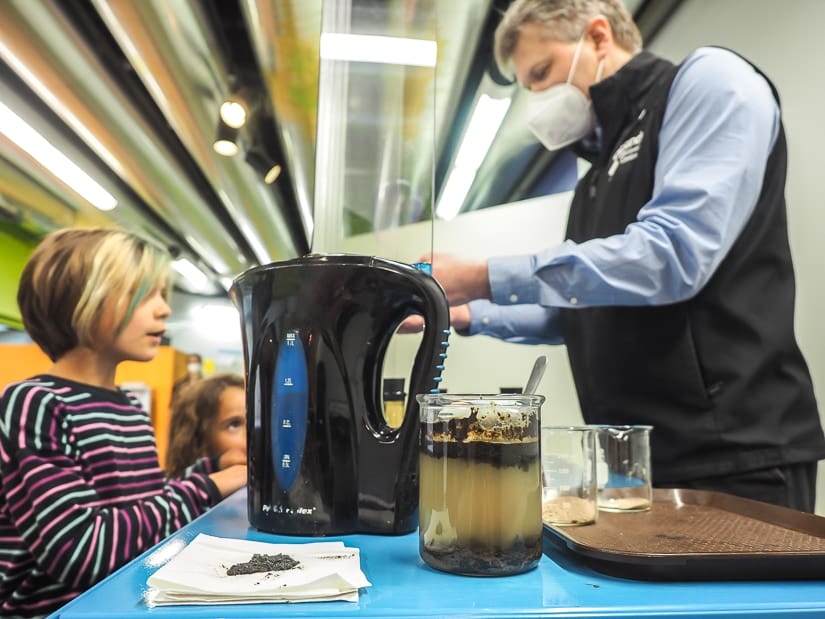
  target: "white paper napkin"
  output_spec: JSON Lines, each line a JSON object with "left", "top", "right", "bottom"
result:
{"left": 145, "top": 533, "right": 371, "bottom": 606}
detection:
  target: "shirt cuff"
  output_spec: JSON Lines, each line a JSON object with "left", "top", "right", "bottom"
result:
{"left": 467, "top": 299, "right": 497, "bottom": 335}
{"left": 488, "top": 254, "right": 541, "bottom": 305}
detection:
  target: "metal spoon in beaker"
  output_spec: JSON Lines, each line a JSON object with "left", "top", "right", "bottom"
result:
{"left": 524, "top": 355, "right": 547, "bottom": 395}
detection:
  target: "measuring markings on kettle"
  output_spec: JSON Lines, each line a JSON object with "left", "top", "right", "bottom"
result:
{"left": 271, "top": 329, "right": 308, "bottom": 491}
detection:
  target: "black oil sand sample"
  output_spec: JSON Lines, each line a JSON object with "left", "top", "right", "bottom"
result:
{"left": 227, "top": 553, "right": 300, "bottom": 576}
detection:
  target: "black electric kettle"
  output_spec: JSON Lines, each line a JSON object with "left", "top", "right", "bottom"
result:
{"left": 230, "top": 254, "right": 450, "bottom": 536}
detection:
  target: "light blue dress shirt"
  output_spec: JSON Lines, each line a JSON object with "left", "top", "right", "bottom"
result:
{"left": 467, "top": 47, "right": 781, "bottom": 344}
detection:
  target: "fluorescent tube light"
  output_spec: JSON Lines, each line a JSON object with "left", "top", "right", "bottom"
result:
{"left": 320, "top": 33, "right": 437, "bottom": 67}
{"left": 172, "top": 258, "right": 209, "bottom": 289}
{"left": 0, "top": 101, "right": 118, "bottom": 212}
{"left": 436, "top": 94, "right": 511, "bottom": 220}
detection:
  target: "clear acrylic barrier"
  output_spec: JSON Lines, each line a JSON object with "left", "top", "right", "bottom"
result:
{"left": 313, "top": 0, "right": 437, "bottom": 256}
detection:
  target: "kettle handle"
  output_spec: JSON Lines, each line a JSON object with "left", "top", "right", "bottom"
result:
{"left": 403, "top": 269, "right": 451, "bottom": 418}
{"left": 364, "top": 259, "right": 451, "bottom": 436}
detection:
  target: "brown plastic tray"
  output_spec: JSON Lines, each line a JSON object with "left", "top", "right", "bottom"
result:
{"left": 542, "top": 488, "right": 825, "bottom": 580}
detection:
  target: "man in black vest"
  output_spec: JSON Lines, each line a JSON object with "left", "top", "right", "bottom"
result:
{"left": 424, "top": 0, "right": 825, "bottom": 511}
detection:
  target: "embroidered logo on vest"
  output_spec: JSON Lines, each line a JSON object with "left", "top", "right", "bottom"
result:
{"left": 608, "top": 129, "right": 645, "bottom": 178}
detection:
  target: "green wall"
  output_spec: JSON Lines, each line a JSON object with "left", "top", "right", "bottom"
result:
{"left": 0, "top": 223, "right": 39, "bottom": 330}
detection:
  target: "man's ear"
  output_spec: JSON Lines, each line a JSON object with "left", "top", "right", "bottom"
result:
{"left": 586, "top": 15, "right": 613, "bottom": 55}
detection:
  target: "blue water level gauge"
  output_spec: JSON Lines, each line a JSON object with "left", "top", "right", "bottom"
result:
{"left": 271, "top": 330, "right": 308, "bottom": 491}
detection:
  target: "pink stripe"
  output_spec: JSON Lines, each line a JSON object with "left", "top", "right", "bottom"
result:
{"left": 83, "top": 444, "right": 157, "bottom": 459}
{"left": 76, "top": 421, "right": 153, "bottom": 434}
{"left": 50, "top": 537, "right": 74, "bottom": 576}
{"left": 2, "top": 459, "right": 49, "bottom": 490}
{"left": 33, "top": 504, "right": 80, "bottom": 542}
{"left": 12, "top": 454, "right": 75, "bottom": 479}
{"left": 145, "top": 501, "right": 161, "bottom": 533}
{"left": 74, "top": 518, "right": 101, "bottom": 585}
{"left": 99, "top": 479, "right": 162, "bottom": 493}
{"left": 87, "top": 466, "right": 159, "bottom": 482}
{"left": 11, "top": 382, "right": 69, "bottom": 447}
{"left": 84, "top": 460, "right": 159, "bottom": 477}
{"left": 69, "top": 400, "right": 142, "bottom": 412}
{"left": 26, "top": 381, "right": 74, "bottom": 395}
{"left": 10, "top": 482, "right": 92, "bottom": 538}
{"left": 17, "top": 387, "right": 43, "bottom": 444}
{"left": 90, "top": 488, "right": 167, "bottom": 506}
{"left": 109, "top": 517, "right": 119, "bottom": 571}
{"left": 10, "top": 472, "right": 84, "bottom": 512}
{"left": 8, "top": 482, "right": 81, "bottom": 516}
{"left": 28, "top": 591, "right": 75, "bottom": 612}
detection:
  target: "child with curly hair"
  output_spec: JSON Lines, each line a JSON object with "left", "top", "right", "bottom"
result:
{"left": 165, "top": 373, "right": 247, "bottom": 479}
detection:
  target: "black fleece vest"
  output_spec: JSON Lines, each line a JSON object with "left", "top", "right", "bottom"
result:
{"left": 562, "top": 51, "right": 824, "bottom": 483}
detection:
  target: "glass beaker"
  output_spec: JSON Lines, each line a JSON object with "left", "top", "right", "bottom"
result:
{"left": 594, "top": 425, "right": 653, "bottom": 512}
{"left": 416, "top": 393, "right": 544, "bottom": 576}
{"left": 541, "top": 426, "right": 598, "bottom": 526}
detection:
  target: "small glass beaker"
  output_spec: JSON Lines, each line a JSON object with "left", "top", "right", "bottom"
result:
{"left": 417, "top": 393, "right": 544, "bottom": 576}
{"left": 541, "top": 426, "right": 598, "bottom": 526}
{"left": 594, "top": 425, "right": 653, "bottom": 512}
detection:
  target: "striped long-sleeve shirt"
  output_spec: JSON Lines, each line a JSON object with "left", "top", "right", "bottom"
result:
{"left": 0, "top": 375, "right": 222, "bottom": 618}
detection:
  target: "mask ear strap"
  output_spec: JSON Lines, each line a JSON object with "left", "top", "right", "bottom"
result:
{"left": 566, "top": 34, "right": 586, "bottom": 84}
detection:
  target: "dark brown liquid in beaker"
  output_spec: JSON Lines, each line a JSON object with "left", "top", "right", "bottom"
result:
{"left": 419, "top": 409, "right": 541, "bottom": 576}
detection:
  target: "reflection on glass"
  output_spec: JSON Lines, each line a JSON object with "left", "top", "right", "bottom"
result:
{"left": 313, "top": 0, "right": 437, "bottom": 254}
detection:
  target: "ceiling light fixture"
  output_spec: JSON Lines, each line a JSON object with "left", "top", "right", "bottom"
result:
{"left": 212, "top": 120, "right": 240, "bottom": 157}
{"left": 245, "top": 150, "right": 282, "bottom": 184}
{"left": 0, "top": 101, "right": 118, "bottom": 212}
{"left": 320, "top": 33, "right": 437, "bottom": 67}
{"left": 219, "top": 88, "right": 255, "bottom": 129}
{"left": 435, "top": 94, "right": 511, "bottom": 220}
{"left": 264, "top": 164, "right": 282, "bottom": 184}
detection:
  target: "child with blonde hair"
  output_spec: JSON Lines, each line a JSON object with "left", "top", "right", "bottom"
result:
{"left": 0, "top": 228, "right": 246, "bottom": 617}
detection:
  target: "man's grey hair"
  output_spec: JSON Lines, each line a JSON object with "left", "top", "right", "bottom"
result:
{"left": 494, "top": 0, "right": 643, "bottom": 78}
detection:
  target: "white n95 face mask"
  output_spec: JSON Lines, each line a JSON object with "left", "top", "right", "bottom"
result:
{"left": 525, "top": 34, "right": 602, "bottom": 151}
{"left": 526, "top": 84, "right": 593, "bottom": 151}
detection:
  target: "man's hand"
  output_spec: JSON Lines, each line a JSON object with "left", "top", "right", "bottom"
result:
{"left": 418, "top": 252, "right": 491, "bottom": 306}
{"left": 396, "top": 305, "right": 471, "bottom": 335}
{"left": 449, "top": 304, "right": 471, "bottom": 332}
{"left": 397, "top": 315, "right": 425, "bottom": 334}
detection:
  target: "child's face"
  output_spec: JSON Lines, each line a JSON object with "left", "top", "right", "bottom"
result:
{"left": 208, "top": 386, "right": 247, "bottom": 457}
{"left": 102, "top": 287, "right": 171, "bottom": 362}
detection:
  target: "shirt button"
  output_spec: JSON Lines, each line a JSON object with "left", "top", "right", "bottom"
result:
{"left": 481, "top": 316, "right": 490, "bottom": 325}
{"left": 509, "top": 294, "right": 519, "bottom": 303}
{"left": 570, "top": 297, "right": 578, "bottom": 305}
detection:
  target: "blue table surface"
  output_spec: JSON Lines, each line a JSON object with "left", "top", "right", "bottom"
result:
{"left": 50, "top": 488, "right": 825, "bottom": 618}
